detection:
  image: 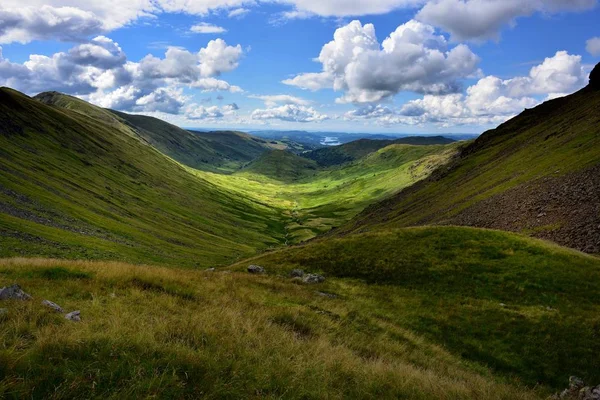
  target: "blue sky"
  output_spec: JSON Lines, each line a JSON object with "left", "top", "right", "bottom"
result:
{"left": 0, "top": 1, "right": 599, "bottom": 134}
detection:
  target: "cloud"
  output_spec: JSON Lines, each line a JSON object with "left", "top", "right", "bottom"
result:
{"left": 587, "top": 37, "right": 600, "bottom": 57}
{"left": 284, "top": 20, "right": 480, "bottom": 103}
{"left": 0, "top": 36, "right": 244, "bottom": 114}
{"left": 190, "top": 23, "right": 227, "bottom": 34}
{"left": 2, "top": 0, "right": 594, "bottom": 45}
{"left": 277, "top": 0, "right": 425, "bottom": 18}
{"left": 0, "top": 5, "right": 105, "bottom": 44}
{"left": 252, "top": 104, "right": 327, "bottom": 122}
{"left": 249, "top": 94, "right": 311, "bottom": 107}
{"left": 346, "top": 51, "right": 587, "bottom": 127}
{"left": 228, "top": 8, "right": 250, "bottom": 18}
{"left": 198, "top": 38, "right": 243, "bottom": 77}
{"left": 185, "top": 101, "right": 239, "bottom": 120}
{"left": 417, "top": 0, "right": 597, "bottom": 42}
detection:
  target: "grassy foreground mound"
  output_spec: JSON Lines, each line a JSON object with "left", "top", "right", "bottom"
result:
{"left": 0, "top": 256, "right": 544, "bottom": 399}
{"left": 232, "top": 226, "right": 600, "bottom": 389}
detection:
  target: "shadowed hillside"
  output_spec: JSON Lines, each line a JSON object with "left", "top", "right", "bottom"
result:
{"left": 337, "top": 76, "right": 600, "bottom": 254}
{"left": 36, "top": 92, "right": 280, "bottom": 173}
{"left": 0, "top": 88, "right": 284, "bottom": 267}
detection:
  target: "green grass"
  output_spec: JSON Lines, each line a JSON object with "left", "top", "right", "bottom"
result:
{"left": 231, "top": 226, "right": 600, "bottom": 389}
{"left": 0, "top": 256, "right": 546, "bottom": 399}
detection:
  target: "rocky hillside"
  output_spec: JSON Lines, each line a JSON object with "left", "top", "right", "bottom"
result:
{"left": 338, "top": 63, "right": 600, "bottom": 254}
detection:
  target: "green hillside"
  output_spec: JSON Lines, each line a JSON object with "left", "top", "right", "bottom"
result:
{"left": 107, "top": 111, "right": 276, "bottom": 173}
{"left": 338, "top": 83, "right": 600, "bottom": 254}
{"left": 0, "top": 88, "right": 284, "bottom": 267}
{"left": 304, "top": 136, "right": 456, "bottom": 167}
{"left": 232, "top": 226, "right": 600, "bottom": 390}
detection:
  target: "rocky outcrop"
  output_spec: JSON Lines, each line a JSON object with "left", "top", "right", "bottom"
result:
{"left": 555, "top": 376, "right": 600, "bottom": 400}
{"left": 590, "top": 62, "right": 600, "bottom": 90}
{"left": 0, "top": 284, "right": 32, "bottom": 300}
{"left": 247, "top": 265, "right": 265, "bottom": 274}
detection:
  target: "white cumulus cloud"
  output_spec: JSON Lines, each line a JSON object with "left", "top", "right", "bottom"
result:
{"left": 0, "top": 36, "right": 244, "bottom": 114}
{"left": 283, "top": 20, "right": 480, "bottom": 104}
{"left": 346, "top": 50, "right": 587, "bottom": 127}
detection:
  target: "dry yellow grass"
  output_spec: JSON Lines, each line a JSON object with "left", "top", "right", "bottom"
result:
{"left": 0, "top": 257, "right": 546, "bottom": 399}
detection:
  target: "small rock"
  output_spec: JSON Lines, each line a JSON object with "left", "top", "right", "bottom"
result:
{"left": 290, "top": 269, "right": 305, "bottom": 278}
{"left": 0, "top": 284, "right": 32, "bottom": 301}
{"left": 316, "top": 291, "right": 337, "bottom": 298}
{"left": 302, "top": 274, "right": 325, "bottom": 284}
{"left": 42, "top": 300, "right": 64, "bottom": 313}
{"left": 570, "top": 376, "right": 585, "bottom": 391}
{"left": 499, "top": 303, "right": 507, "bottom": 307}
{"left": 65, "top": 310, "right": 81, "bottom": 322}
{"left": 247, "top": 265, "right": 265, "bottom": 274}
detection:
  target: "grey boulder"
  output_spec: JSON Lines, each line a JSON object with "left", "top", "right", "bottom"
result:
{"left": 65, "top": 310, "right": 81, "bottom": 322}
{"left": 302, "top": 274, "right": 325, "bottom": 284}
{"left": 0, "top": 284, "right": 32, "bottom": 300}
{"left": 290, "top": 269, "right": 305, "bottom": 278}
{"left": 247, "top": 265, "right": 265, "bottom": 274}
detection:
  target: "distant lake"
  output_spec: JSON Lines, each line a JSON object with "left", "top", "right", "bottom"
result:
{"left": 320, "top": 136, "right": 341, "bottom": 146}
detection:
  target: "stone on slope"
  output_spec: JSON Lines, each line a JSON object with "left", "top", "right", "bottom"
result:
{"left": 42, "top": 300, "right": 64, "bottom": 313}
{"left": 247, "top": 265, "right": 265, "bottom": 274}
{"left": 290, "top": 269, "right": 305, "bottom": 278}
{"left": 0, "top": 284, "right": 32, "bottom": 300}
{"left": 302, "top": 274, "right": 325, "bottom": 284}
{"left": 65, "top": 310, "right": 81, "bottom": 322}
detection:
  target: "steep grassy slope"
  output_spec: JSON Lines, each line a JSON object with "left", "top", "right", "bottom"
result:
{"left": 205, "top": 142, "right": 460, "bottom": 243}
{"left": 304, "top": 136, "right": 455, "bottom": 167}
{"left": 36, "top": 92, "right": 278, "bottom": 173}
{"left": 232, "top": 226, "right": 600, "bottom": 390}
{"left": 0, "top": 88, "right": 284, "bottom": 267}
{"left": 339, "top": 84, "right": 600, "bottom": 253}
{"left": 0, "top": 256, "right": 547, "bottom": 399}
{"left": 107, "top": 111, "right": 275, "bottom": 173}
